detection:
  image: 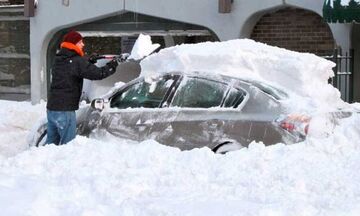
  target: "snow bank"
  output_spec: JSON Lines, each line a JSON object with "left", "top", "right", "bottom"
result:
{"left": 0, "top": 100, "right": 46, "bottom": 158}
{"left": 0, "top": 111, "right": 360, "bottom": 216}
{"left": 141, "top": 39, "right": 346, "bottom": 111}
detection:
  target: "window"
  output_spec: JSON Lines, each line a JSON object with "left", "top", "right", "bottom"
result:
{"left": 170, "top": 77, "right": 227, "bottom": 108}
{"left": 223, "top": 87, "right": 247, "bottom": 108}
{"left": 110, "top": 76, "right": 175, "bottom": 109}
{"left": 250, "top": 81, "right": 287, "bottom": 100}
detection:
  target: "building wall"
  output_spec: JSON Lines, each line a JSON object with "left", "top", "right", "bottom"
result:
{"left": 29, "top": 0, "right": 353, "bottom": 103}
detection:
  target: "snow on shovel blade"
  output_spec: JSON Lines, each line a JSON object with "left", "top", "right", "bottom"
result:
{"left": 128, "top": 34, "right": 160, "bottom": 61}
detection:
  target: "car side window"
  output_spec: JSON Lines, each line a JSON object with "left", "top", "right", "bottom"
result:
{"left": 170, "top": 77, "right": 227, "bottom": 108}
{"left": 223, "top": 87, "right": 247, "bottom": 108}
{"left": 110, "top": 76, "right": 175, "bottom": 109}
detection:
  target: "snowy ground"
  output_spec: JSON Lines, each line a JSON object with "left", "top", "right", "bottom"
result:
{"left": 1, "top": 38, "right": 360, "bottom": 216}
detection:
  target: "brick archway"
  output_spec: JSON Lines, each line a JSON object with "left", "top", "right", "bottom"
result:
{"left": 250, "top": 7, "right": 335, "bottom": 56}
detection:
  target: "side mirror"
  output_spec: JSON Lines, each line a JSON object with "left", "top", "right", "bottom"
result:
{"left": 91, "top": 98, "right": 105, "bottom": 111}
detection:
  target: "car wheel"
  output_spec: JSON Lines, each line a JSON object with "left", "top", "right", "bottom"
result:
{"left": 36, "top": 129, "right": 47, "bottom": 147}
{"left": 212, "top": 141, "right": 243, "bottom": 154}
{"left": 33, "top": 123, "right": 47, "bottom": 147}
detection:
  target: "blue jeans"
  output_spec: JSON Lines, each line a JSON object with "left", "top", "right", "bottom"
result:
{"left": 46, "top": 110, "right": 76, "bottom": 145}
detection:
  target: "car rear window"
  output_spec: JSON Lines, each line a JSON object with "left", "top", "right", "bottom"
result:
{"left": 222, "top": 87, "right": 247, "bottom": 108}
{"left": 249, "top": 81, "right": 288, "bottom": 100}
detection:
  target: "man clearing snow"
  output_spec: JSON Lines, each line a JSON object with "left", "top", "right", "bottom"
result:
{"left": 46, "top": 31, "right": 119, "bottom": 145}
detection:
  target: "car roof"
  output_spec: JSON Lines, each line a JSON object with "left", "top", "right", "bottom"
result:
{"left": 166, "top": 71, "right": 289, "bottom": 100}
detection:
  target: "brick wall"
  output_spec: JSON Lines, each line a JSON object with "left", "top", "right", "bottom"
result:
{"left": 250, "top": 7, "right": 335, "bottom": 56}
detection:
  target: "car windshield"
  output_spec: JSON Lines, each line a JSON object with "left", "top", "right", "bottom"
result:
{"left": 170, "top": 77, "right": 228, "bottom": 108}
{"left": 110, "top": 76, "right": 176, "bottom": 109}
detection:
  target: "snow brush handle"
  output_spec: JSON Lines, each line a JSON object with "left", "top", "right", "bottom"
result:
{"left": 99, "top": 54, "right": 130, "bottom": 63}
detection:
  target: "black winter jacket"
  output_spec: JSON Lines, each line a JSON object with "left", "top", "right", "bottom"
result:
{"left": 47, "top": 48, "right": 116, "bottom": 111}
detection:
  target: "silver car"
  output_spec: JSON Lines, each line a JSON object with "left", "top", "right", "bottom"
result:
{"left": 32, "top": 72, "right": 310, "bottom": 153}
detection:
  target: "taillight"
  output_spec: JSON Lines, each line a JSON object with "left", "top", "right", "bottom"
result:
{"left": 280, "top": 121, "right": 295, "bottom": 131}
{"left": 279, "top": 114, "right": 310, "bottom": 136}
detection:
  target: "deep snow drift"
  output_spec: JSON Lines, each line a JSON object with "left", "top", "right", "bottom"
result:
{"left": 1, "top": 39, "right": 360, "bottom": 216}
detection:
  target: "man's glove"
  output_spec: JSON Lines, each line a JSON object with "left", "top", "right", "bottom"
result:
{"left": 106, "top": 58, "right": 119, "bottom": 71}
{"left": 88, "top": 53, "right": 100, "bottom": 64}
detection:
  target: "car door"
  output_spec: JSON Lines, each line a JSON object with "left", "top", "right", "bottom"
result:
{"left": 142, "top": 76, "right": 231, "bottom": 150}
{"left": 235, "top": 84, "right": 284, "bottom": 145}
{"left": 212, "top": 86, "right": 252, "bottom": 148}
{"left": 97, "top": 74, "right": 179, "bottom": 141}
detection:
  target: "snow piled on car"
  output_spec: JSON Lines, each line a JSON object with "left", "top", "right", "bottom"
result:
{"left": 140, "top": 39, "right": 347, "bottom": 111}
